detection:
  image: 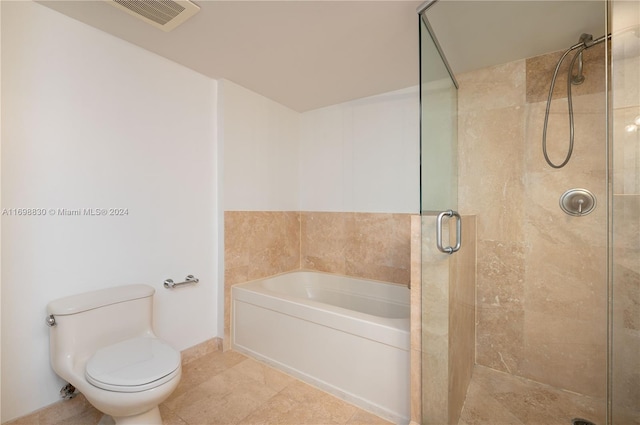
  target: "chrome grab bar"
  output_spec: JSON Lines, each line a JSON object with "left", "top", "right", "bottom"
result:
{"left": 436, "top": 210, "right": 461, "bottom": 254}
{"left": 164, "top": 275, "right": 199, "bottom": 289}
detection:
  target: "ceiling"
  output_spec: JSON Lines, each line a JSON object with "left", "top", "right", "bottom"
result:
{"left": 39, "top": 0, "right": 606, "bottom": 112}
{"left": 425, "top": 1, "right": 606, "bottom": 79}
{"left": 39, "top": 0, "right": 422, "bottom": 112}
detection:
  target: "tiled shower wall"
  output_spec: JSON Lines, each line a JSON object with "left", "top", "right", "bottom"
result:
{"left": 223, "top": 211, "right": 412, "bottom": 347}
{"left": 418, "top": 215, "right": 476, "bottom": 425}
{"left": 458, "top": 44, "right": 608, "bottom": 398}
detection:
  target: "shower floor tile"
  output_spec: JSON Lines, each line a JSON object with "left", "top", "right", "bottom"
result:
{"left": 459, "top": 365, "right": 606, "bottom": 425}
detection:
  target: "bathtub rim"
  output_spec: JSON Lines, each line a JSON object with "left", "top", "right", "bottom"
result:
{"left": 231, "top": 270, "right": 410, "bottom": 351}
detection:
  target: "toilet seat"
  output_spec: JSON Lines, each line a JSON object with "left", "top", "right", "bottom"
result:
{"left": 86, "top": 337, "right": 180, "bottom": 393}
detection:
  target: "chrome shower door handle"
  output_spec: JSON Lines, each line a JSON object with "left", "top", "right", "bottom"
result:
{"left": 436, "top": 210, "right": 461, "bottom": 254}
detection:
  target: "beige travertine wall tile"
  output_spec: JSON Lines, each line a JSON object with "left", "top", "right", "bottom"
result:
{"left": 526, "top": 42, "right": 606, "bottom": 103}
{"left": 523, "top": 217, "right": 606, "bottom": 321}
{"left": 521, "top": 78, "right": 607, "bottom": 398}
{"left": 448, "top": 216, "right": 476, "bottom": 425}
{"left": 410, "top": 347, "right": 422, "bottom": 425}
{"left": 460, "top": 45, "right": 608, "bottom": 399}
{"left": 420, "top": 215, "right": 476, "bottom": 425}
{"left": 476, "top": 241, "right": 525, "bottom": 312}
{"left": 346, "top": 213, "right": 411, "bottom": 284}
{"left": 457, "top": 60, "right": 525, "bottom": 113}
{"left": 457, "top": 57, "right": 528, "bottom": 381}
{"left": 225, "top": 210, "right": 412, "bottom": 350}
{"left": 475, "top": 239, "right": 525, "bottom": 382}
{"left": 612, "top": 194, "right": 640, "bottom": 420}
{"left": 525, "top": 93, "right": 606, "bottom": 175}
{"left": 300, "top": 212, "right": 349, "bottom": 275}
{"left": 612, "top": 286, "right": 640, "bottom": 423}
{"left": 410, "top": 215, "right": 422, "bottom": 352}
{"left": 458, "top": 107, "right": 525, "bottom": 243}
{"left": 521, "top": 310, "right": 607, "bottom": 398}
{"left": 421, "top": 216, "right": 450, "bottom": 425}
{"left": 613, "top": 106, "right": 640, "bottom": 194}
{"left": 301, "top": 212, "right": 411, "bottom": 285}
{"left": 613, "top": 55, "right": 640, "bottom": 109}
{"left": 224, "top": 211, "right": 301, "bottom": 349}
{"left": 409, "top": 215, "right": 422, "bottom": 425}
{"left": 224, "top": 211, "right": 300, "bottom": 276}
{"left": 611, "top": 12, "right": 640, "bottom": 418}
{"left": 476, "top": 300, "right": 524, "bottom": 375}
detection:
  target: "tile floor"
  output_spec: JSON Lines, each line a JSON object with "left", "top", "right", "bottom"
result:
{"left": 458, "top": 365, "right": 606, "bottom": 425}
{"left": 7, "top": 350, "right": 393, "bottom": 425}
{"left": 9, "top": 351, "right": 616, "bottom": 425}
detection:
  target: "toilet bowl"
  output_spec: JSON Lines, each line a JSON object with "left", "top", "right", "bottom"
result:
{"left": 47, "top": 284, "right": 182, "bottom": 425}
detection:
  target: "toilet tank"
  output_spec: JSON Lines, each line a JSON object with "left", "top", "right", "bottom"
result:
{"left": 47, "top": 285, "right": 156, "bottom": 365}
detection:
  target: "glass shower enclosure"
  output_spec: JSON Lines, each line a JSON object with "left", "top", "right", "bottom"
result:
{"left": 419, "top": 7, "right": 476, "bottom": 425}
{"left": 418, "top": 0, "right": 639, "bottom": 424}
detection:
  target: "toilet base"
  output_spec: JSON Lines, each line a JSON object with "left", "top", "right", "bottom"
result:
{"left": 98, "top": 415, "right": 115, "bottom": 425}
{"left": 98, "top": 406, "right": 162, "bottom": 425}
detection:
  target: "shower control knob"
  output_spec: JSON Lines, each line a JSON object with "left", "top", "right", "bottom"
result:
{"left": 559, "top": 188, "right": 596, "bottom": 216}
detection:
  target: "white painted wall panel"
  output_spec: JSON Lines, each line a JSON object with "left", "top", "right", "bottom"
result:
{"left": 220, "top": 80, "right": 300, "bottom": 211}
{"left": 300, "top": 87, "right": 419, "bottom": 213}
{"left": 1, "top": 2, "right": 218, "bottom": 421}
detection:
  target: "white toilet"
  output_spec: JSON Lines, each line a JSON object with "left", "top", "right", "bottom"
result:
{"left": 47, "top": 284, "right": 181, "bottom": 425}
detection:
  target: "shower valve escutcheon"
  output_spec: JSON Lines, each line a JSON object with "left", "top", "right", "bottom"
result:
{"left": 559, "top": 188, "right": 596, "bottom": 216}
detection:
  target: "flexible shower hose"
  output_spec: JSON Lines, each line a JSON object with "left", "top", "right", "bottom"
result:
{"left": 541, "top": 43, "right": 587, "bottom": 169}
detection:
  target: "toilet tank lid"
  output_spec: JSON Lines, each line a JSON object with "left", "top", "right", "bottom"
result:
{"left": 47, "top": 284, "right": 155, "bottom": 316}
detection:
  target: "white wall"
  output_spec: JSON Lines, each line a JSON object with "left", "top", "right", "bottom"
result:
{"left": 220, "top": 79, "right": 300, "bottom": 212}
{"left": 0, "top": 3, "right": 419, "bottom": 420}
{"left": 1, "top": 2, "right": 218, "bottom": 422}
{"left": 299, "top": 87, "right": 420, "bottom": 213}
{"left": 220, "top": 82, "right": 419, "bottom": 215}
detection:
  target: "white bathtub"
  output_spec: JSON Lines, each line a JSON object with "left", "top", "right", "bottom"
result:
{"left": 231, "top": 270, "right": 410, "bottom": 424}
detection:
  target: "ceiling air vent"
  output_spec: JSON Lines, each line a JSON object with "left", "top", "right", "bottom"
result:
{"left": 107, "top": 0, "right": 200, "bottom": 32}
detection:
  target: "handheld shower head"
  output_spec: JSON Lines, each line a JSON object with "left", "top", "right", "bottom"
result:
{"left": 542, "top": 31, "right": 609, "bottom": 169}
{"left": 570, "top": 34, "right": 592, "bottom": 85}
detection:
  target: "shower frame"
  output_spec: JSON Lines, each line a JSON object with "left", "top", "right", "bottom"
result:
{"left": 415, "top": 0, "right": 638, "bottom": 424}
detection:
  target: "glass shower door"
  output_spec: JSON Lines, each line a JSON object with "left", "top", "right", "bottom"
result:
{"left": 419, "top": 10, "right": 472, "bottom": 425}
{"left": 611, "top": 0, "right": 640, "bottom": 423}
{"left": 420, "top": 13, "right": 457, "bottom": 215}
